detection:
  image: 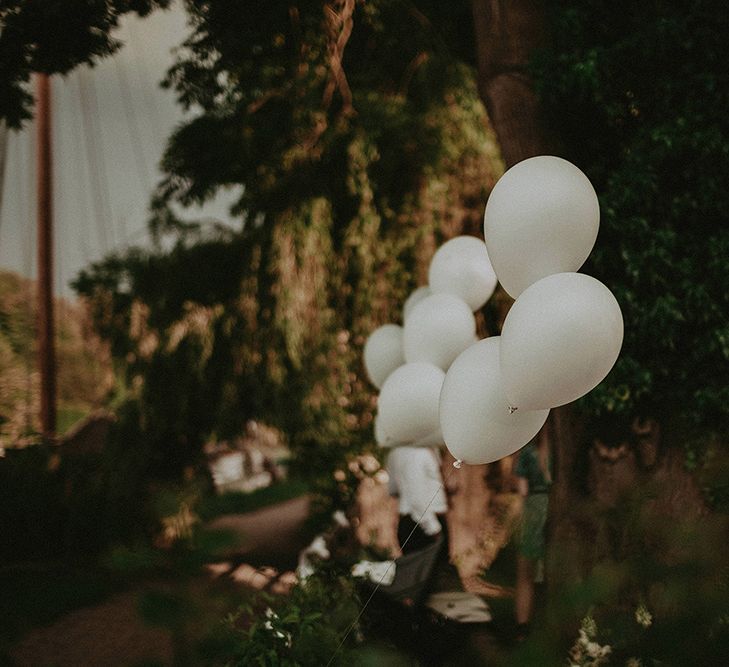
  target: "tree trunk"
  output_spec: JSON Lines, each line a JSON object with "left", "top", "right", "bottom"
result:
{"left": 471, "top": 0, "right": 559, "bottom": 169}
{"left": 471, "top": 0, "right": 582, "bottom": 587}
{"left": 469, "top": 0, "right": 712, "bottom": 615}
{"left": 0, "top": 122, "right": 7, "bottom": 216}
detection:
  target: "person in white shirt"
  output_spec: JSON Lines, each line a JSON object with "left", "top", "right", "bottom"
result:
{"left": 386, "top": 445, "right": 448, "bottom": 554}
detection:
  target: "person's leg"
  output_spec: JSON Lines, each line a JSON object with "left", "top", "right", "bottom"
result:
{"left": 515, "top": 553, "right": 535, "bottom": 627}
{"left": 429, "top": 513, "right": 462, "bottom": 592}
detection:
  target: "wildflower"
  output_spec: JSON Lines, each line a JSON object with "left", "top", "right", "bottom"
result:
{"left": 626, "top": 658, "right": 642, "bottom": 667}
{"left": 264, "top": 607, "right": 278, "bottom": 629}
{"left": 581, "top": 614, "right": 598, "bottom": 638}
{"left": 332, "top": 509, "right": 350, "bottom": 527}
{"left": 635, "top": 604, "right": 653, "bottom": 628}
{"left": 160, "top": 502, "right": 199, "bottom": 544}
{"left": 586, "top": 640, "right": 611, "bottom": 660}
{"left": 568, "top": 615, "right": 611, "bottom": 666}
{"left": 262, "top": 608, "right": 292, "bottom": 646}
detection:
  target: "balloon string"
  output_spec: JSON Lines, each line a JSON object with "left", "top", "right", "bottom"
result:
{"left": 325, "top": 463, "right": 460, "bottom": 666}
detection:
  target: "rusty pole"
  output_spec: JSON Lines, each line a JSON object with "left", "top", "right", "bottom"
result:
{"left": 36, "top": 73, "right": 56, "bottom": 440}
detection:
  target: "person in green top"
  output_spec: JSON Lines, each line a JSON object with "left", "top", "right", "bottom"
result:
{"left": 513, "top": 432, "right": 552, "bottom": 640}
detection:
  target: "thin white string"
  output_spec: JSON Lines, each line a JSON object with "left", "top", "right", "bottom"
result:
{"left": 325, "top": 462, "right": 460, "bottom": 666}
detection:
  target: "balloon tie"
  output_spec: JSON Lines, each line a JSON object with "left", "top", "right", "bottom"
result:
{"left": 508, "top": 406, "right": 518, "bottom": 414}
{"left": 453, "top": 459, "right": 463, "bottom": 469}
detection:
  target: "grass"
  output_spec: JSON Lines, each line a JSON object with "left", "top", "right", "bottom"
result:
{"left": 197, "top": 478, "right": 310, "bottom": 521}
{"left": 56, "top": 405, "right": 89, "bottom": 435}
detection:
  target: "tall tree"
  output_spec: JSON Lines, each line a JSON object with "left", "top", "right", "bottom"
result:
{"left": 470, "top": 0, "right": 588, "bottom": 598}
{"left": 75, "top": 0, "right": 501, "bottom": 484}
{"left": 471, "top": 0, "right": 558, "bottom": 166}
{"left": 472, "top": 4, "right": 729, "bottom": 660}
{"left": 472, "top": 4, "right": 729, "bottom": 646}
{"left": 0, "top": 0, "right": 170, "bottom": 127}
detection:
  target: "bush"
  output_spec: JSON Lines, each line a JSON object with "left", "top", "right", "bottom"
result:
{"left": 221, "top": 570, "right": 361, "bottom": 666}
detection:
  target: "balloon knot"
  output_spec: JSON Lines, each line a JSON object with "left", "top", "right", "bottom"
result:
{"left": 453, "top": 459, "right": 463, "bottom": 469}
{"left": 508, "top": 406, "right": 518, "bottom": 414}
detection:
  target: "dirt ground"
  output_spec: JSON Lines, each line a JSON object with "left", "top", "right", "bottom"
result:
{"left": 8, "top": 496, "right": 313, "bottom": 667}
{"left": 10, "top": 590, "right": 173, "bottom": 667}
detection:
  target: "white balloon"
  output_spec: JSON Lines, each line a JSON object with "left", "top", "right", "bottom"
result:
{"left": 500, "top": 272, "right": 623, "bottom": 410}
{"left": 410, "top": 427, "right": 444, "bottom": 448}
{"left": 375, "top": 415, "right": 443, "bottom": 449}
{"left": 429, "top": 236, "right": 497, "bottom": 311}
{"left": 374, "top": 413, "right": 394, "bottom": 447}
{"left": 403, "top": 286, "right": 432, "bottom": 322}
{"left": 377, "top": 362, "right": 445, "bottom": 443}
{"left": 439, "top": 338, "right": 549, "bottom": 465}
{"left": 403, "top": 294, "right": 476, "bottom": 370}
{"left": 363, "top": 324, "right": 405, "bottom": 389}
{"left": 483, "top": 156, "right": 600, "bottom": 298}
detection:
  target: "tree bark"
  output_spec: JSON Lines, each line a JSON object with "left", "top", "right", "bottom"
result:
{"left": 471, "top": 0, "right": 559, "bottom": 169}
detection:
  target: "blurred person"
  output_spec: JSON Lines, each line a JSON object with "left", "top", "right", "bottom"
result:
{"left": 513, "top": 431, "right": 552, "bottom": 640}
{"left": 386, "top": 443, "right": 448, "bottom": 555}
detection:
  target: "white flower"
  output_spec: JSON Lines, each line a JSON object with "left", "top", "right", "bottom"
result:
{"left": 586, "top": 641, "right": 611, "bottom": 660}
{"left": 635, "top": 604, "right": 653, "bottom": 628}
{"left": 568, "top": 615, "right": 611, "bottom": 667}
{"left": 626, "top": 658, "right": 642, "bottom": 667}
{"left": 306, "top": 535, "right": 330, "bottom": 559}
{"left": 581, "top": 614, "right": 598, "bottom": 639}
{"left": 332, "top": 510, "right": 350, "bottom": 528}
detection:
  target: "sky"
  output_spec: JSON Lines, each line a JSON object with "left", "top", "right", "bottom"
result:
{"left": 0, "top": 2, "right": 239, "bottom": 297}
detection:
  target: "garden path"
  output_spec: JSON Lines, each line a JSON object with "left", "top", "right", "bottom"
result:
{"left": 9, "top": 495, "right": 312, "bottom": 666}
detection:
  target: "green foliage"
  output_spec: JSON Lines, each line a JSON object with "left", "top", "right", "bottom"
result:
{"left": 74, "top": 230, "right": 301, "bottom": 477}
{"left": 161, "top": 1, "right": 481, "bottom": 221}
{"left": 0, "top": 0, "right": 170, "bottom": 126}
{"left": 75, "top": 1, "right": 499, "bottom": 484}
{"left": 532, "top": 493, "right": 729, "bottom": 665}
{"left": 222, "top": 571, "right": 361, "bottom": 666}
{"left": 0, "top": 269, "right": 111, "bottom": 445}
{"left": 533, "top": 1, "right": 729, "bottom": 435}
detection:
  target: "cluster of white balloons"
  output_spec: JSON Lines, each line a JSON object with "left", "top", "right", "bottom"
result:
{"left": 364, "top": 235, "right": 497, "bottom": 449}
{"left": 364, "top": 155, "right": 624, "bottom": 467}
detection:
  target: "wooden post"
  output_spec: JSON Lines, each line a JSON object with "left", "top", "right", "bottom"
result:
{"left": 36, "top": 73, "right": 56, "bottom": 440}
